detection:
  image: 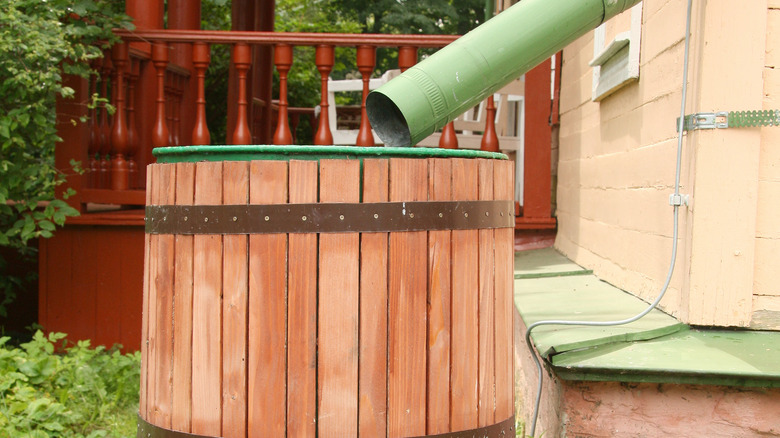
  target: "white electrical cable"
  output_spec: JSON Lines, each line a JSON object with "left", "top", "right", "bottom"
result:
{"left": 523, "top": 0, "right": 694, "bottom": 435}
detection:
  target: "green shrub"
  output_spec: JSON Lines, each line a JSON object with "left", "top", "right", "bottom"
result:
{"left": 0, "top": 331, "right": 139, "bottom": 437}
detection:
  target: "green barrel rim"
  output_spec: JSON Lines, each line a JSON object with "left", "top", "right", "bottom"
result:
{"left": 152, "top": 145, "right": 508, "bottom": 163}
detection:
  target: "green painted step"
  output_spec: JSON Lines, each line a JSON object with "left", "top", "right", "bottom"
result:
{"left": 514, "top": 247, "right": 592, "bottom": 279}
{"left": 514, "top": 274, "right": 686, "bottom": 359}
{"left": 552, "top": 329, "right": 780, "bottom": 387}
{"left": 513, "top": 248, "right": 780, "bottom": 388}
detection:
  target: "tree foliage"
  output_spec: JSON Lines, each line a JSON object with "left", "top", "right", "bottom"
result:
{"left": 332, "top": 0, "right": 487, "bottom": 35}
{"left": 0, "top": 0, "right": 132, "bottom": 316}
{"left": 333, "top": 0, "right": 487, "bottom": 76}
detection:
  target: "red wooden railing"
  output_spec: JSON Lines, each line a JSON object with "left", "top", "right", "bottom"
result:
{"left": 68, "top": 29, "right": 552, "bottom": 231}
{"left": 107, "top": 31, "right": 501, "bottom": 155}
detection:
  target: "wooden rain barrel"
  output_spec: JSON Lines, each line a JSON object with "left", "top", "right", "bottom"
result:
{"left": 138, "top": 145, "right": 515, "bottom": 438}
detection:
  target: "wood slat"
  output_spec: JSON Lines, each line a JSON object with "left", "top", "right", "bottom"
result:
{"left": 426, "top": 158, "right": 452, "bottom": 434}
{"left": 71, "top": 225, "right": 97, "bottom": 345}
{"left": 192, "top": 161, "right": 223, "bottom": 436}
{"left": 388, "top": 158, "right": 428, "bottom": 438}
{"left": 172, "top": 162, "right": 195, "bottom": 433}
{"left": 477, "top": 160, "right": 496, "bottom": 426}
{"left": 493, "top": 160, "right": 514, "bottom": 420}
{"left": 318, "top": 159, "right": 360, "bottom": 437}
{"left": 146, "top": 166, "right": 160, "bottom": 422}
{"left": 118, "top": 228, "right": 145, "bottom": 352}
{"left": 287, "top": 160, "right": 318, "bottom": 438}
{"left": 140, "top": 167, "right": 153, "bottom": 418}
{"left": 94, "top": 231, "right": 117, "bottom": 347}
{"left": 450, "top": 158, "right": 479, "bottom": 432}
{"left": 248, "top": 161, "right": 288, "bottom": 437}
{"left": 222, "top": 161, "right": 249, "bottom": 438}
{"left": 359, "top": 159, "right": 389, "bottom": 438}
{"left": 150, "top": 164, "right": 176, "bottom": 428}
{"left": 41, "top": 230, "right": 72, "bottom": 332}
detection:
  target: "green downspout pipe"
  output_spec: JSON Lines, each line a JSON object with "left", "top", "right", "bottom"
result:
{"left": 366, "top": 0, "right": 642, "bottom": 147}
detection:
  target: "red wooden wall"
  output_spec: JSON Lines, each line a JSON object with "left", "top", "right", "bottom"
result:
{"left": 38, "top": 225, "right": 144, "bottom": 352}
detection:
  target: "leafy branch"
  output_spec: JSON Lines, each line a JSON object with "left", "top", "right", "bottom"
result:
{"left": 0, "top": 0, "right": 133, "bottom": 317}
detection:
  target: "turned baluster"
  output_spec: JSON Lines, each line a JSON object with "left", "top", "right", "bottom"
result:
{"left": 231, "top": 43, "right": 252, "bottom": 145}
{"left": 273, "top": 44, "right": 293, "bottom": 145}
{"left": 481, "top": 95, "right": 499, "bottom": 152}
{"left": 152, "top": 43, "right": 170, "bottom": 149}
{"left": 356, "top": 45, "right": 376, "bottom": 146}
{"left": 126, "top": 58, "right": 139, "bottom": 188}
{"left": 99, "top": 55, "right": 113, "bottom": 189}
{"left": 314, "top": 45, "right": 334, "bottom": 145}
{"left": 110, "top": 43, "right": 130, "bottom": 190}
{"left": 192, "top": 42, "right": 211, "bottom": 145}
{"left": 439, "top": 121, "right": 459, "bottom": 149}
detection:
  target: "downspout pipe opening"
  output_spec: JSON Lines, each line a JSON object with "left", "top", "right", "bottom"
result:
{"left": 365, "top": 92, "right": 411, "bottom": 148}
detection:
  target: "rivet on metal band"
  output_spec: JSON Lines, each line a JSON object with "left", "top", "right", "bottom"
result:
{"left": 145, "top": 200, "right": 515, "bottom": 235}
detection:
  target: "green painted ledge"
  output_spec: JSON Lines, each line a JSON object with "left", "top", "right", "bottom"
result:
{"left": 514, "top": 248, "right": 780, "bottom": 388}
{"left": 515, "top": 274, "right": 687, "bottom": 359}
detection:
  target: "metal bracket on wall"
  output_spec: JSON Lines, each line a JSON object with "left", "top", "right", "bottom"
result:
{"left": 677, "top": 110, "right": 780, "bottom": 131}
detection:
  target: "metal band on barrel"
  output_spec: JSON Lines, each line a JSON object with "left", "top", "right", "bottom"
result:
{"left": 137, "top": 414, "right": 515, "bottom": 438}
{"left": 145, "top": 200, "right": 514, "bottom": 235}
{"left": 137, "top": 413, "right": 211, "bottom": 438}
{"left": 409, "top": 415, "right": 516, "bottom": 438}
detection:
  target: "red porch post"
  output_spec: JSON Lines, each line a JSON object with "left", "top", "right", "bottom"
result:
{"left": 253, "top": 0, "right": 275, "bottom": 144}
{"left": 227, "top": 0, "right": 275, "bottom": 145}
{"left": 519, "top": 58, "right": 556, "bottom": 230}
{"left": 126, "top": 0, "right": 164, "bottom": 181}
{"left": 168, "top": 0, "right": 201, "bottom": 146}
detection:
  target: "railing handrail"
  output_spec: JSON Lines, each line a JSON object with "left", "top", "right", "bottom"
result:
{"left": 114, "top": 29, "right": 459, "bottom": 48}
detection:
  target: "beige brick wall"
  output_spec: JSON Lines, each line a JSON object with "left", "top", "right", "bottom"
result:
{"left": 556, "top": 0, "right": 689, "bottom": 320}
{"left": 555, "top": 0, "right": 777, "bottom": 328}
{"left": 752, "top": 4, "right": 780, "bottom": 329}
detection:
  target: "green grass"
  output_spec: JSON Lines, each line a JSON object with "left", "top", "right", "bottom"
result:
{"left": 0, "top": 331, "right": 139, "bottom": 437}
{"left": 516, "top": 417, "right": 527, "bottom": 437}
